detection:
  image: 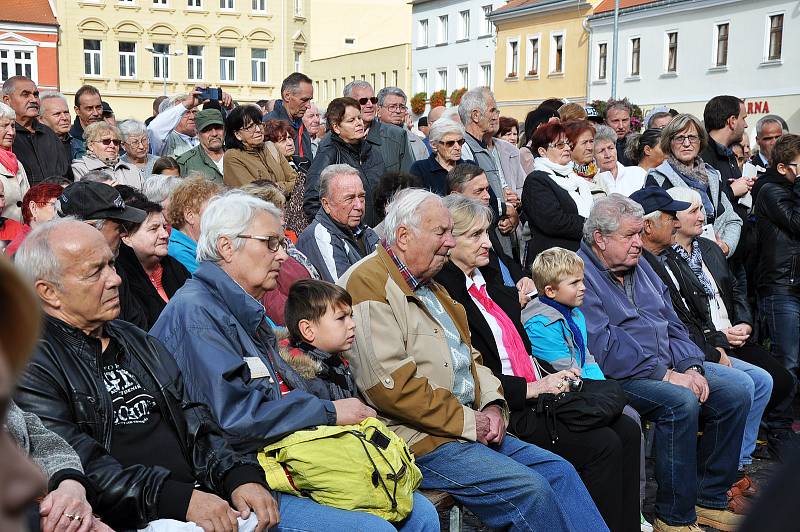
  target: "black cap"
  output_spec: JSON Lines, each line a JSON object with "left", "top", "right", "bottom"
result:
{"left": 630, "top": 187, "right": 692, "bottom": 215}
{"left": 101, "top": 101, "right": 114, "bottom": 116}
{"left": 57, "top": 181, "right": 146, "bottom": 223}
{"left": 584, "top": 105, "right": 603, "bottom": 123}
{"left": 418, "top": 116, "right": 428, "bottom": 128}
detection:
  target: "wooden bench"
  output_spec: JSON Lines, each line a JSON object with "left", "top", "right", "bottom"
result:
{"left": 421, "top": 490, "right": 463, "bottom": 531}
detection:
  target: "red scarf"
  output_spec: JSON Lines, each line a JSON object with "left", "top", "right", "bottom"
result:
{"left": 0, "top": 147, "right": 19, "bottom": 176}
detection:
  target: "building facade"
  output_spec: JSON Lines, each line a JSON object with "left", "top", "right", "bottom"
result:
{"left": 55, "top": 0, "right": 309, "bottom": 119}
{"left": 410, "top": 0, "right": 504, "bottom": 108}
{"left": 0, "top": 0, "right": 59, "bottom": 91}
{"left": 490, "top": 0, "right": 598, "bottom": 121}
{"left": 588, "top": 0, "right": 800, "bottom": 132}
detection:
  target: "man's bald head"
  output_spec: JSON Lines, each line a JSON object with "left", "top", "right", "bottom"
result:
{"left": 428, "top": 106, "right": 446, "bottom": 125}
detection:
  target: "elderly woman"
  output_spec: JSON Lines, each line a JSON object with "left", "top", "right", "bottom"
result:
{"left": 142, "top": 173, "right": 182, "bottom": 212}
{"left": 119, "top": 119, "right": 158, "bottom": 180}
{"left": 263, "top": 118, "right": 310, "bottom": 235}
{"left": 0, "top": 102, "right": 30, "bottom": 222}
{"left": 565, "top": 120, "right": 601, "bottom": 185}
{"left": 623, "top": 128, "right": 665, "bottom": 187}
{"left": 593, "top": 125, "right": 643, "bottom": 197}
{"left": 495, "top": 117, "right": 519, "bottom": 146}
{"left": 410, "top": 119, "right": 472, "bottom": 196}
{"left": 5, "top": 183, "right": 63, "bottom": 256}
{"left": 72, "top": 122, "right": 142, "bottom": 188}
{"left": 224, "top": 104, "right": 297, "bottom": 190}
{"left": 166, "top": 177, "right": 223, "bottom": 273}
{"left": 645, "top": 113, "right": 742, "bottom": 256}
{"left": 116, "top": 197, "right": 190, "bottom": 329}
{"left": 304, "top": 97, "right": 385, "bottom": 227}
{"left": 434, "top": 195, "right": 640, "bottom": 532}
{"left": 522, "top": 120, "right": 593, "bottom": 266}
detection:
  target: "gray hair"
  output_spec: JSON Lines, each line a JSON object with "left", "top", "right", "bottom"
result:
{"left": 428, "top": 119, "right": 465, "bottom": 145}
{"left": 83, "top": 121, "right": 121, "bottom": 143}
{"left": 383, "top": 188, "right": 443, "bottom": 245}
{"left": 343, "top": 80, "right": 373, "bottom": 97}
{"left": 78, "top": 169, "right": 115, "bottom": 185}
{"left": 756, "top": 114, "right": 789, "bottom": 137}
{"left": 319, "top": 163, "right": 360, "bottom": 200}
{"left": 0, "top": 102, "right": 14, "bottom": 121}
{"left": 377, "top": 86, "right": 407, "bottom": 107}
{"left": 159, "top": 94, "right": 188, "bottom": 114}
{"left": 442, "top": 194, "right": 492, "bottom": 237}
{"left": 659, "top": 113, "right": 708, "bottom": 155}
{"left": 458, "top": 87, "right": 492, "bottom": 124}
{"left": 38, "top": 91, "right": 68, "bottom": 116}
{"left": 117, "top": 119, "right": 147, "bottom": 140}
{"left": 666, "top": 186, "right": 701, "bottom": 208}
{"left": 442, "top": 107, "right": 461, "bottom": 124}
{"left": 605, "top": 98, "right": 632, "bottom": 117}
{"left": 16, "top": 217, "right": 82, "bottom": 288}
{"left": 593, "top": 124, "right": 617, "bottom": 146}
{"left": 142, "top": 174, "right": 182, "bottom": 204}
{"left": 582, "top": 193, "right": 644, "bottom": 245}
{"left": 196, "top": 190, "right": 282, "bottom": 263}
{"left": 1, "top": 75, "right": 32, "bottom": 97}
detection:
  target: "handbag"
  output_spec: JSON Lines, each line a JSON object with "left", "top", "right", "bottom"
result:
{"left": 257, "top": 417, "right": 422, "bottom": 522}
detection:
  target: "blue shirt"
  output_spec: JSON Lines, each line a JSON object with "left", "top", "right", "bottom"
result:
{"left": 168, "top": 228, "right": 198, "bottom": 273}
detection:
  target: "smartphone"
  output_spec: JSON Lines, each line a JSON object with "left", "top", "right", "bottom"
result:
{"left": 199, "top": 87, "right": 222, "bottom": 101}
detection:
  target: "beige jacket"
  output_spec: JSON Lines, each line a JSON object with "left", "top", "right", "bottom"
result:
{"left": 72, "top": 154, "right": 143, "bottom": 189}
{"left": 223, "top": 142, "right": 298, "bottom": 191}
{"left": 0, "top": 160, "right": 30, "bottom": 223}
{"left": 338, "top": 245, "right": 508, "bottom": 456}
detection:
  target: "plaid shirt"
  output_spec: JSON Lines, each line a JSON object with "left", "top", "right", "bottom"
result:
{"left": 381, "top": 240, "right": 426, "bottom": 291}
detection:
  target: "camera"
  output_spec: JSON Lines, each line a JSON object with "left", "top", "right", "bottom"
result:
{"left": 198, "top": 87, "right": 222, "bottom": 101}
{"left": 567, "top": 378, "right": 583, "bottom": 392}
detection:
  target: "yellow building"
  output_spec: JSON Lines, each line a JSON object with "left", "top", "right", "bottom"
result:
{"left": 306, "top": 0, "right": 412, "bottom": 109}
{"left": 54, "top": 0, "right": 309, "bottom": 119}
{"left": 489, "top": 0, "right": 600, "bottom": 121}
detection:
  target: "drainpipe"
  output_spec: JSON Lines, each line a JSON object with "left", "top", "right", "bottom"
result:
{"left": 611, "top": 0, "right": 620, "bottom": 98}
{"left": 582, "top": 15, "right": 591, "bottom": 105}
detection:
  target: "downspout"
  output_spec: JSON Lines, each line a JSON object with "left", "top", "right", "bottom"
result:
{"left": 611, "top": 0, "right": 619, "bottom": 98}
{"left": 582, "top": 13, "right": 591, "bottom": 105}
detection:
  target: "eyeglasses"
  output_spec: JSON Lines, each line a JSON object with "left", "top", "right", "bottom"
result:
{"left": 237, "top": 233, "right": 285, "bottom": 252}
{"left": 95, "top": 138, "right": 122, "bottom": 146}
{"left": 125, "top": 137, "right": 148, "bottom": 147}
{"left": 384, "top": 104, "right": 405, "bottom": 112}
{"left": 672, "top": 135, "right": 700, "bottom": 145}
{"left": 358, "top": 97, "right": 378, "bottom": 106}
{"left": 548, "top": 140, "right": 573, "bottom": 150}
{"left": 239, "top": 121, "right": 262, "bottom": 133}
{"left": 438, "top": 138, "right": 466, "bottom": 148}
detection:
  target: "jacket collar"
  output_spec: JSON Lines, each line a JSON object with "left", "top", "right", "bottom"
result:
{"left": 192, "top": 261, "right": 267, "bottom": 335}
{"left": 520, "top": 297, "right": 563, "bottom": 326}
{"left": 42, "top": 313, "right": 122, "bottom": 365}
{"left": 464, "top": 131, "right": 488, "bottom": 153}
{"left": 69, "top": 116, "right": 84, "bottom": 139}
{"left": 365, "top": 120, "right": 382, "bottom": 146}
{"left": 273, "top": 100, "right": 302, "bottom": 130}
{"left": 314, "top": 207, "right": 365, "bottom": 242}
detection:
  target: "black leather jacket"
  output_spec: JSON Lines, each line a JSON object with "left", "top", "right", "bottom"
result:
{"left": 753, "top": 168, "right": 800, "bottom": 296}
{"left": 14, "top": 315, "right": 264, "bottom": 530}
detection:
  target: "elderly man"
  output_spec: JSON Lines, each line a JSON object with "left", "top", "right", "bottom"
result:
{"left": 578, "top": 194, "right": 751, "bottom": 532}
{"left": 338, "top": 188, "right": 606, "bottom": 531}
{"left": 377, "top": 87, "right": 428, "bottom": 161}
{"left": 67, "top": 85, "right": 104, "bottom": 159}
{"left": 752, "top": 114, "right": 788, "bottom": 170}
{"left": 151, "top": 191, "right": 438, "bottom": 530}
{"left": 301, "top": 102, "right": 322, "bottom": 157}
{"left": 344, "top": 81, "right": 413, "bottom": 173}
{"left": 14, "top": 219, "right": 278, "bottom": 532}
{"left": 296, "top": 164, "right": 380, "bottom": 283}
{"left": 38, "top": 91, "right": 73, "bottom": 162}
{"left": 2, "top": 76, "right": 71, "bottom": 185}
{"left": 604, "top": 99, "right": 633, "bottom": 165}
{"left": 148, "top": 88, "right": 232, "bottom": 158}
{"left": 264, "top": 72, "right": 314, "bottom": 160}
{"left": 176, "top": 109, "right": 225, "bottom": 183}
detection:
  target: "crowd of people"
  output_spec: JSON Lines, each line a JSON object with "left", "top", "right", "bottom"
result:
{"left": 1, "top": 69, "right": 799, "bottom": 532}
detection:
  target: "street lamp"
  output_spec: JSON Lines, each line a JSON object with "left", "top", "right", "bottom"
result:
{"left": 145, "top": 46, "right": 184, "bottom": 96}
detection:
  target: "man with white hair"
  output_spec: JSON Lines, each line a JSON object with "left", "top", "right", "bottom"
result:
{"left": 752, "top": 114, "right": 789, "bottom": 170}
{"left": 296, "top": 164, "right": 379, "bottom": 282}
{"left": 301, "top": 102, "right": 322, "bottom": 157}
{"left": 339, "top": 188, "right": 607, "bottom": 531}
{"left": 148, "top": 88, "right": 233, "bottom": 157}
{"left": 15, "top": 218, "right": 278, "bottom": 531}
{"left": 38, "top": 91, "right": 73, "bottom": 161}
{"left": 377, "top": 87, "right": 428, "bottom": 161}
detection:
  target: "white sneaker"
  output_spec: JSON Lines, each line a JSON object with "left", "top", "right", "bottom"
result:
{"left": 641, "top": 513, "right": 654, "bottom": 532}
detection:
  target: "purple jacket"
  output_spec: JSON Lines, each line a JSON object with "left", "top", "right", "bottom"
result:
{"left": 578, "top": 241, "right": 704, "bottom": 380}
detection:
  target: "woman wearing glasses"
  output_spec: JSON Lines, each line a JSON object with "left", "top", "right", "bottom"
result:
{"left": 223, "top": 104, "right": 298, "bottom": 191}
{"left": 72, "top": 121, "right": 142, "bottom": 188}
{"left": 119, "top": 119, "right": 159, "bottom": 180}
{"left": 409, "top": 119, "right": 473, "bottom": 196}
{"left": 522, "top": 120, "right": 594, "bottom": 266}
{"left": 646, "top": 113, "right": 742, "bottom": 257}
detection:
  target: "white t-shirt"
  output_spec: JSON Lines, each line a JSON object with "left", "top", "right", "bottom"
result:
{"left": 597, "top": 162, "right": 646, "bottom": 197}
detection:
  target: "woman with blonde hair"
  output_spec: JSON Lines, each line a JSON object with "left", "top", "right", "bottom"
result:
{"left": 72, "top": 121, "right": 142, "bottom": 188}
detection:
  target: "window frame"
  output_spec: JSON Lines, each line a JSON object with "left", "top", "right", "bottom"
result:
{"left": 417, "top": 69, "right": 428, "bottom": 93}
{"left": 549, "top": 30, "right": 565, "bottom": 75}
{"left": 506, "top": 37, "right": 519, "bottom": 78}
{"left": 526, "top": 34, "right": 540, "bottom": 77}
{"left": 118, "top": 41, "right": 137, "bottom": 79}
{"left": 219, "top": 0, "right": 234, "bottom": 10}
{"left": 458, "top": 9, "right": 470, "bottom": 40}
{"left": 418, "top": 19, "right": 429, "bottom": 47}
{"left": 665, "top": 30, "right": 678, "bottom": 73}
{"left": 597, "top": 41, "right": 607, "bottom": 81}
{"left": 436, "top": 67, "right": 448, "bottom": 93}
{"left": 83, "top": 39, "right": 102, "bottom": 77}
{"left": 480, "top": 62, "right": 492, "bottom": 87}
{"left": 438, "top": 14, "right": 449, "bottom": 44}
{"left": 187, "top": 44, "right": 204, "bottom": 81}
{"left": 712, "top": 22, "right": 729, "bottom": 67}
{"left": 628, "top": 36, "right": 641, "bottom": 77}
{"left": 481, "top": 5, "right": 493, "bottom": 36}
{"left": 187, "top": 0, "right": 202, "bottom": 7}
{"left": 152, "top": 43, "right": 170, "bottom": 80}
{"left": 219, "top": 46, "right": 237, "bottom": 82}
{"left": 0, "top": 46, "right": 37, "bottom": 83}
{"left": 457, "top": 64, "right": 469, "bottom": 88}
{"left": 766, "top": 13, "right": 784, "bottom": 61}
{"left": 251, "top": 47, "right": 267, "bottom": 83}
{"left": 251, "top": 0, "right": 266, "bottom": 12}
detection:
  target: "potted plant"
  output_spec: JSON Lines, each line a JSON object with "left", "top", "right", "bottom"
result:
{"left": 430, "top": 90, "right": 447, "bottom": 108}
{"left": 449, "top": 88, "right": 467, "bottom": 106}
{"left": 411, "top": 92, "right": 427, "bottom": 115}
{"left": 507, "top": 72, "right": 518, "bottom": 78}
{"left": 527, "top": 69, "right": 538, "bottom": 76}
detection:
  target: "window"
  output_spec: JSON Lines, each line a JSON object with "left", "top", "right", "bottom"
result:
{"left": 714, "top": 23, "right": 729, "bottom": 67}
{"left": 370, "top": 73, "right": 376, "bottom": 89}
{"left": 187, "top": 0, "right": 201, "bottom": 7}
{"left": 597, "top": 42, "right": 607, "bottom": 80}
{"left": 550, "top": 33, "right": 564, "bottom": 74}
{"left": 418, "top": 19, "right": 429, "bottom": 47}
{"left": 526, "top": 36, "right": 539, "bottom": 76}
{"left": 380, "top": 72, "right": 386, "bottom": 89}
{"left": 482, "top": 5, "right": 493, "bottom": 36}
{"left": 417, "top": 70, "right": 428, "bottom": 93}
{"left": 294, "top": 51, "right": 302, "bottom": 72}
{"left": 332, "top": 78, "right": 337, "bottom": 96}
{"left": 506, "top": 39, "right": 519, "bottom": 77}
{"left": 344, "top": 37, "right": 356, "bottom": 46}
{"left": 219, "top": 0, "right": 233, "bottom": 9}
{"left": 323, "top": 80, "right": 328, "bottom": 101}
{"left": 119, "top": 41, "right": 136, "bottom": 78}
{"left": 392, "top": 70, "right": 398, "bottom": 86}
{"left": 481, "top": 62, "right": 492, "bottom": 86}
{"left": 458, "top": 10, "right": 470, "bottom": 40}
{"left": 630, "top": 37, "right": 640, "bottom": 76}
{"left": 768, "top": 14, "right": 783, "bottom": 60}
{"left": 220, "top": 47, "right": 236, "bottom": 81}
{"left": 187, "top": 45, "right": 203, "bottom": 81}
{"left": 666, "top": 31, "right": 678, "bottom": 72}
{"left": 438, "top": 15, "right": 448, "bottom": 44}
{"left": 83, "top": 39, "right": 101, "bottom": 76}
{"left": 252, "top": 0, "right": 265, "bottom": 11}
{"left": 251, "top": 48, "right": 267, "bottom": 82}
{"left": 119, "top": 0, "right": 136, "bottom": 4}
{"left": 458, "top": 65, "right": 468, "bottom": 88}
{"left": 0, "top": 48, "right": 35, "bottom": 82}
{"left": 436, "top": 67, "right": 447, "bottom": 92}
{"left": 153, "top": 0, "right": 167, "bottom": 5}
{"left": 294, "top": 0, "right": 302, "bottom": 16}
{"left": 152, "top": 43, "right": 169, "bottom": 79}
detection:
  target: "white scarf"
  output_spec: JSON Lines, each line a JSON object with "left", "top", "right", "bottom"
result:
{"left": 533, "top": 157, "right": 594, "bottom": 217}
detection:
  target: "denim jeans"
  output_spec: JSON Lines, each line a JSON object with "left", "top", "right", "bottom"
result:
{"left": 415, "top": 435, "right": 608, "bottom": 532}
{"left": 620, "top": 362, "right": 750, "bottom": 526}
{"left": 729, "top": 357, "right": 773, "bottom": 468}
{"left": 760, "top": 294, "right": 800, "bottom": 379}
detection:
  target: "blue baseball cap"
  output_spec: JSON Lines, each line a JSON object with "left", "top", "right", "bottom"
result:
{"left": 630, "top": 187, "right": 691, "bottom": 215}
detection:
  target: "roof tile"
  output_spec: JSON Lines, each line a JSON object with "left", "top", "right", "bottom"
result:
{"left": 594, "top": 0, "right": 657, "bottom": 15}
{"left": 0, "top": 0, "right": 58, "bottom": 26}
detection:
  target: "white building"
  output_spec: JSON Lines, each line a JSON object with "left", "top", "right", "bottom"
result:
{"left": 410, "top": 0, "right": 504, "bottom": 106}
{"left": 587, "top": 0, "right": 800, "bottom": 132}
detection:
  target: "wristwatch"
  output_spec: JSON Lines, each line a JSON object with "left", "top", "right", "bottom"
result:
{"left": 686, "top": 364, "right": 705, "bottom": 376}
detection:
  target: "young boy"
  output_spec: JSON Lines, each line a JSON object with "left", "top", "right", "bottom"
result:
{"left": 281, "top": 279, "right": 359, "bottom": 400}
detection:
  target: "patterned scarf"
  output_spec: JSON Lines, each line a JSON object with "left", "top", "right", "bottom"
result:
{"left": 573, "top": 161, "right": 598, "bottom": 180}
{"left": 539, "top": 296, "right": 586, "bottom": 367}
{"left": 671, "top": 240, "right": 715, "bottom": 297}
{"left": 667, "top": 154, "right": 710, "bottom": 184}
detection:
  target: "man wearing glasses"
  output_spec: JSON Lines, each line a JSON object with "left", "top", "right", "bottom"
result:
{"left": 377, "top": 86, "right": 429, "bottom": 162}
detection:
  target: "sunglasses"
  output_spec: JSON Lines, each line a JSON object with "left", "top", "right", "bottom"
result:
{"left": 438, "top": 138, "right": 466, "bottom": 148}
{"left": 95, "top": 138, "right": 122, "bottom": 146}
{"left": 358, "top": 97, "right": 378, "bottom": 106}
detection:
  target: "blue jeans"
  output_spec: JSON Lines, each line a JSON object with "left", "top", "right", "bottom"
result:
{"left": 620, "top": 362, "right": 750, "bottom": 526}
{"left": 760, "top": 294, "right": 800, "bottom": 379}
{"left": 730, "top": 357, "right": 773, "bottom": 468}
{"left": 274, "top": 491, "right": 440, "bottom": 531}
{"left": 415, "top": 435, "right": 608, "bottom": 532}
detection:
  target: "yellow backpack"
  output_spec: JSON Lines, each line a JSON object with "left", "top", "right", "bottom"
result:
{"left": 257, "top": 417, "right": 422, "bottom": 522}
